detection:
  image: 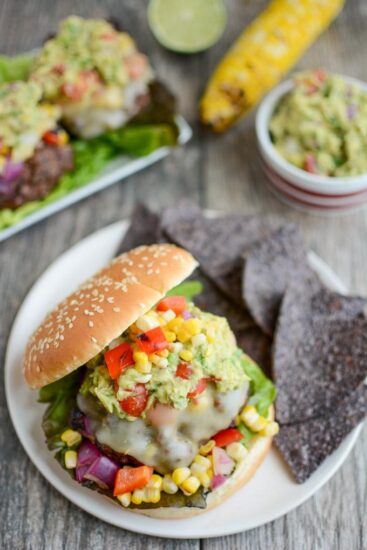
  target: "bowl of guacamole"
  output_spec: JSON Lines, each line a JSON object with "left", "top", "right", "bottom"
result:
{"left": 256, "top": 70, "right": 367, "bottom": 210}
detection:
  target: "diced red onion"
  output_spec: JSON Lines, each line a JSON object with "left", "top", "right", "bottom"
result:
{"left": 212, "top": 446, "right": 235, "bottom": 476}
{"left": 0, "top": 179, "right": 13, "bottom": 195}
{"left": 84, "top": 456, "right": 119, "bottom": 489}
{"left": 77, "top": 440, "right": 101, "bottom": 467}
{"left": 3, "top": 161, "right": 24, "bottom": 182}
{"left": 181, "top": 310, "right": 192, "bottom": 320}
{"left": 75, "top": 464, "right": 89, "bottom": 483}
{"left": 83, "top": 416, "right": 94, "bottom": 437}
{"left": 211, "top": 474, "right": 227, "bottom": 490}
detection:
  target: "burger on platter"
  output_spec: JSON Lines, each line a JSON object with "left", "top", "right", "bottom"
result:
{"left": 24, "top": 244, "right": 278, "bottom": 517}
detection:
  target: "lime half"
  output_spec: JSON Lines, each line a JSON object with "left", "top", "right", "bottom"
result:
{"left": 148, "top": 0, "right": 227, "bottom": 53}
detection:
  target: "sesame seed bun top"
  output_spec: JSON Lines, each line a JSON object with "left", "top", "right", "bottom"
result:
{"left": 23, "top": 244, "right": 198, "bottom": 389}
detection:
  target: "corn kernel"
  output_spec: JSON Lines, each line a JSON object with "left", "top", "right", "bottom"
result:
{"left": 135, "top": 361, "right": 152, "bottom": 374}
{"left": 131, "top": 489, "right": 145, "bottom": 505}
{"left": 150, "top": 355, "right": 168, "bottom": 368}
{"left": 158, "top": 349, "right": 169, "bottom": 358}
{"left": 136, "top": 315, "right": 159, "bottom": 332}
{"left": 194, "top": 455, "right": 211, "bottom": 468}
{"left": 199, "top": 440, "right": 215, "bottom": 455}
{"left": 167, "top": 317, "right": 184, "bottom": 332}
{"left": 198, "top": 472, "right": 211, "bottom": 488}
{"left": 117, "top": 493, "right": 131, "bottom": 507}
{"left": 241, "top": 405, "right": 268, "bottom": 432}
{"left": 162, "top": 309, "right": 176, "bottom": 322}
{"left": 177, "top": 328, "right": 192, "bottom": 343}
{"left": 207, "top": 468, "right": 214, "bottom": 479}
{"left": 260, "top": 421, "right": 279, "bottom": 437}
{"left": 133, "top": 351, "right": 148, "bottom": 366}
{"left": 172, "top": 467, "right": 191, "bottom": 485}
{"left": 64, "top": 450, "right": 77, "bottom": 469}
{"left": 147, "top": 474, "right": 163, "bottom": 489}
{"left": 190, "top": 463, "right": 206, "bottom": 477}
{"left": 61, "top": 429, "right": 82, "bottom": 447}
{"left": 206, "top": 326, "right": 216, "bottom": 343}
{"left": 185, "top": 318, "right": 202, "bottom": 336}
{"left": 191, "top": 333, "right": 207, "bottom": 347}
{"left": 226, "top": 442, "right": 248, "bottom": 462}
{"left": 170, "top": 342, "right": 183, "bottom": 353}
{"left": 164, "top": 330, "right": 176, "bottom": 343}
{"left": 162, "top": 475, "right": 178, "bottom": 494}
{"left": 179, "top": 349, "right": 193, "bottom": 362}
{"left": 146, "top": 488, "right": 161, "bottom": 503}
{"left": 181, "top": 476, "right": 200, "bottom": 495}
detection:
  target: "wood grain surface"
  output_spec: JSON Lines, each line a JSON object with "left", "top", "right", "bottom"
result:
{"left": 0, "top": 1, "right": 366, "bottom": 549}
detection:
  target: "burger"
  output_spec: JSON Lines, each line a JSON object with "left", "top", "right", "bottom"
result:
{"left": 30, "top": 16, "right": 154, "bottom": 139}
{"left": 0, "top": 81, "right": 73, "bottom": 209}
{"left": 23, "top": 244, "right": 278, "bottom": 517}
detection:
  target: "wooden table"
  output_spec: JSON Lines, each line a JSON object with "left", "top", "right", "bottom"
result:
{"left": 1, "top": 1, "right": 366, "bottom": 548}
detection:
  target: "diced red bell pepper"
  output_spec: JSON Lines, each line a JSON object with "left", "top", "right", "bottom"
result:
{"left": 303, "top": 154, "right": 317, "bottom": 174}
{"left": 212, "top": 428, "right": 244, "bottom": 448}
{"left": 43, "top": 131, "right": 60, "bottom": 146}
{"left": 114, "top": 465, "right": 153, "bottom": 496}
{"left": 104, "top": 343, "right": 134, "bottom": 380}
{"left": 119, "top": 384, "right": 148, "bottom": 417}
{"left": 156, "top": 296, "right": 187, "bottom": 315}
{"left": 136, "top": 326, "right": 168, "bottom": 354}
{"left": 175, "top": 362, "right": 193, "bottom": 380}
{"left": 187, "top": 377, "right": 207, "bottom": 399}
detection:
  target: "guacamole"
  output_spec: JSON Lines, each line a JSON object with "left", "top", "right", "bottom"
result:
{"left": 269, "top": 70, "right": 367, "bottom": 177}
{"left": 80, "top": 302, "right": 250, "bottom": 421}
{"left": 31, "top": 16, "right": 152, "bottom": 103}
{"left": 0, "top": 81, "right": 60, "bottom": 169}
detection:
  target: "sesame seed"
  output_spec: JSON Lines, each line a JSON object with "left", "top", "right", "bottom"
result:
{"left": 113, "top": 307, "right": 120, "bottom": 313}
{"left": 88, "top": 321, "right": 94, "bottom": 328}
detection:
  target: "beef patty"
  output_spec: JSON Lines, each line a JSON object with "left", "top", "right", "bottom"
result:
{"left": 0, "top": 142, "right": 74, "bottom": 209}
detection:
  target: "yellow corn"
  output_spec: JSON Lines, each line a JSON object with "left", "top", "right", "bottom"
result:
{"left": 167, "top": 317, "right": 184, "bottom": 332}
{"left": 185, "top": 318, "right": 202, "bottom": 336}
{"left": 199, "top": 440, "right": 215, "bottom": 455}
{"left": 163, "top": 330, "right": 176, "bottom": 343}
{"left": 198, "top": 471, "right": 211, "bottom": 489}
{"left": 179, "top": 349, "right": 193, "bottom": 362}
{"left": 226, "top": 442, "right": 248, "bottom": 462}
{"left": 117, "top": 492, "right": 131, "bottom": 507}
{"left": 172, "top": 467, "right": 191, "bottom": 485}
{"left": 64, "top": 450, "right": 77, "bottom": 469}
{"left": 193, "top": 455, "right": 211, "bottom": 469}
{"left": 146, "top": 488, "right": 161, "bottom": 503}
{"left": 181, "top": 476, "right": 200, "bottom": 495}
{"left": 190, "top": 463, "right": 206, "bottom": 478}
{"left": 147, "top": 474, "right": 163, "bottom": 490}
{"left": 158, "top": 349, "right": 169, "bottom": 358}
{"left": 176, "top": 328, "right": 192, "bottom": 344}
{"left": 162, "top": 475, "right": 178, "bottom": 494}
{"left": 260, "top": 421, "right": 280, "bottom": 437}
{"left": 200, "top": 0, "right": 345, "bottom": 132}
{"left": 131, "top": 489, "right": 145, "bottom": 505}
{"left": 61, "top": 429, "right": 82, "bottom": 447}
{"left": 133, "top": 351, "right": 148, "bottom": 366}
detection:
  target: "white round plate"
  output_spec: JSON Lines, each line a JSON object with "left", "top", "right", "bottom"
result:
{"left": 5, "top": 220, "right": 362, "bottom": 539}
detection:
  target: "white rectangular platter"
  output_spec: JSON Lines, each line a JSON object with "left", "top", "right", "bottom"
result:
{"left": 0, "top": 115, "right": 192, "bottom": 243}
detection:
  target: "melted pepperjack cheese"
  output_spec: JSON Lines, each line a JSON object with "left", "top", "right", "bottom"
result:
{"left": 78, "top": 382, "right": 248, "bottom": 473}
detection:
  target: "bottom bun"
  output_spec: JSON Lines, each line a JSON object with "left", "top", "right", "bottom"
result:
{"left": 129, "top": 405, "right": 274, "bottom": 519}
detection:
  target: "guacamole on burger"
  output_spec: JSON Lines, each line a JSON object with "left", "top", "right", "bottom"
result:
{"left": 24, "top": 244, "right": 277, "bottom": 517}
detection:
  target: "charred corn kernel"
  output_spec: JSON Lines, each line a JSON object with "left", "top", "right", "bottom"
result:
{"left": 181, "top": 476, "right": 200, "bottom": 495}
{"left": 191, "top": 333, "right": 207, "bottom": 347}
{"left": 158, "top": 349, "right": 169, "bottom": 358}
{"left": 226, "top": 442, "right": 248, "bottom": 462}
{"left": 177, "top": 328, "right": 192, "bottom": 343}
{"left": 190, "top": 463, "right": 206, "bottom": 478}
{"left": 172, "top": 467, "right": 191, "bottom": 485}
{"left": 163, "top": 330, "right": 176, "bottom": 343}
{"left": 162, "top": 475, "right": 178, "bottom": 494}
{"left": 167, "top": 317, "right": 184, "bottom": 332}
{"left": 131, "top": 489, "right": 145, "bottom": 505}
{"left": 198, "top": 472, "right": 211, "bottom": 488}
{"left": 241, "top": 405, "right": 267, "bottom": 432}
{"left": 199, "top": 440, "right": 215, "bottom": 455}
{"left": 194, "top": 455, "right": 211, "bottom": 469}
{"left": 185, "top": 318, "right": 202, "bottom": 336}
{"left": 64, "top": 450, "right": 77, "bottom": 469}
{"left": 162, "top": 309, "right": 176, "bottom": 322}
{"left": 147, "top": 474, "right": 163, "bottom": 489}
{"left": 61, "top": 429, "right": 82, "bottom": 447}
{"left": 117, "top": 493, "right": 131, "bottom": 507}
{"left": 133, "top": 351, "right": 149, "bottom": 366}
{"left": 136, "top": 314, "right": 159, "bottom": 332}
{"left": 200, "top": 0, "right": 345, "bottom": 132}
{"left": 260, "top": 421, "right": 279, "bottom": 437}
{"left": 146, "top": 488, "right": 161, "bottom": 503}
{"left": 179, "top": 349, "right": 193, "bottom": 362}
{"left": 135, "top": 361, "right": 152, "bottom": 374}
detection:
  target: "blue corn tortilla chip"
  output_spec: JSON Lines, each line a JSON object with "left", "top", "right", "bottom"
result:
{"left": 117, "top": 203, "right": 160, "bottom": 253}
{"left": 275, "top": 385, "right": 367, "bottom": 483}
{"left": 273, "top": 273, "right": 367, "bottom": 424}
{"left": 243, "top": 225, "right": 309, "bottom": 335}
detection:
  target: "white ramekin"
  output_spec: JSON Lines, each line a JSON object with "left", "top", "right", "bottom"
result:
{"left": 255, "top": 75, "right": 367, "bottom": 212}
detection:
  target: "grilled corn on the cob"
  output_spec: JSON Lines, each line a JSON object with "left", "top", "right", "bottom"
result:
{"left": 200, "top": 0, "right": 345, "bottom": 132}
